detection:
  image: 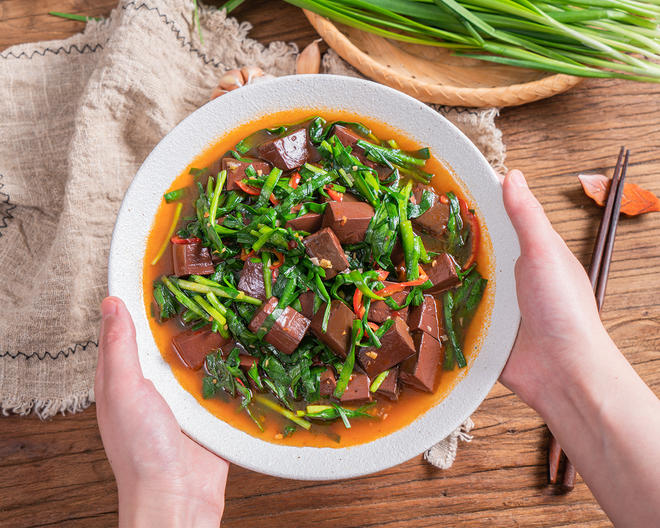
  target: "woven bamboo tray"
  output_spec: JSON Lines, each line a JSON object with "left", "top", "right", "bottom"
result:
{"left": 305, "top": 10, "right": 582, "bottom": 108}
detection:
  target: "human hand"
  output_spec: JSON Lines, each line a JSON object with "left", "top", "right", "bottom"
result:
{"left": 499, "top": 169, "right": 616, "bottom": 411}
{"left": 95, "top": 297, "right": 228, "bottom": 528}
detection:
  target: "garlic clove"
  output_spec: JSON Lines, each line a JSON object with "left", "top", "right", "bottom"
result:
{"left": 250, "top": 73, "right": 276, "bottom": 84}
{"left": 210, "top": 87, "right": 229, "bottom": 100}
{"left": 241, "top": 65, "right": 265, "bottom": 84}
{"left": 218, "top": 69, "right": 244, "bottom": 91}
{"left": 296, "top": 38, "right": 322, "bottom": 75}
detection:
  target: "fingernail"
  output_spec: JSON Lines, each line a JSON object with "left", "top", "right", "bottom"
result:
{"left": 508, "top": 169, "right": 528, "bottom": 188}
{"left": 101, "top": 298, "right": 118, "bottom": 320}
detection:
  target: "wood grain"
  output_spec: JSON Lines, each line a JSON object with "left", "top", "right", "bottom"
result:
{"left": 1, "top": 2, "right": 659, "bottom": 527}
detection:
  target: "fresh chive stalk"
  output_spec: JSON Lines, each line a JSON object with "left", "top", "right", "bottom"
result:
{"left": 333, "top": 320, "right": 363, "bottom": 398}
{"left": 220, "top": 0, "right": 247, "bottom": 13}
{"left": 193, "top": 0, "right": 203, "bottom": 44}
{"left": 253, "top": 394, "right": 311, "bottom": 430}
{"left": 164, "top": 188, "right": 185, "bottom": 203}
{"left": 262, "top": 253, "right": 273, "bottom": 299}
{"left": 283, "top": 0, "right": 660, "bottom": 83}
{"left": 49, "top": 11, "right": 102, "bottom": 22}
{"left": 443, "top": 291, "right": 467, "bottom": 369}
{"left": 256, "top": 168, "right": 282, "bottom": 208}
{"left": 210, "top": 170, "right": 227, "bottom": 226}
{"left": 161, "top": 276, "right": 207, "bottom": 320}
{"left": 193, "top": 294, "right": 227, "bottom": 325}
{"left": 178, "top": 278, "right": 263, "bottom": 305}
{"left": 370, "top": 370, "right": 390, "bottom": 392}
{"left": 151, "top": 202, "right": 183, "bottom": 266}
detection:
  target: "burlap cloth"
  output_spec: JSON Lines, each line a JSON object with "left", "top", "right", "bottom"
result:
{"left": 0, "top": 0, "right": 505, "bottom": 469}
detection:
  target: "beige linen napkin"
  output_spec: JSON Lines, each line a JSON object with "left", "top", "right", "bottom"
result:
{"left": 0, "top": 0, "right": 504, "bottom": 469}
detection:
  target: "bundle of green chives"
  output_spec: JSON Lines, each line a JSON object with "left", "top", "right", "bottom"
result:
{"left": 284, "top": 0, "right": 660, "bottom": 82}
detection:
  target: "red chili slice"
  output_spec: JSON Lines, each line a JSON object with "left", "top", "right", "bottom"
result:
{"left": 376, "top": 283, "right": 405, "bottom": 298}
{"left": 459, "top": 198, "right": 480, "bottom": 270}
{"left": 325, "top": 186, "right": 344, "bottom": 202}
{"left": 240, "top": 248, "right": 257, "bottom": 261}
{"left": 400, "top": 266, "right": 429, "bottom": 287}
{"left": 171, "top": 235, "right": 202, "bottom": 244}
{"left": 269, "top": 251, "right": 285, "bottom": 269}
{"left": 376, "top": 266, "right": 428, "bottom": 297}
{"left": 375, "top": 268, "right": 390, "bottom": 282}
{"left": 289, "top": 172, "right": 301, "bottom": 189}
{"left": 353, "top": 289, "right": 366, "bottom": 319}
{"left": 236, "top": 180, "right": 261, "bottom": 195}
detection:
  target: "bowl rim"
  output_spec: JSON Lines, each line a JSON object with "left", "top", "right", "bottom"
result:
{"left": 109, "top": 74, "right": 520, "bottom": 480}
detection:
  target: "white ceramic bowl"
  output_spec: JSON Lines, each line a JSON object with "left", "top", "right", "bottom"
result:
{"left": 109, "top": 74, "right": 520, "bottom": 480}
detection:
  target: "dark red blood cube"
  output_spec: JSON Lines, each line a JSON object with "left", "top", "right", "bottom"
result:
{"left": 376, "top": 367, "right": 399, "bottom": 401}
{"left": 172, "top": 329, "right": 232, "bottom": 370}
{"left": 239, "top": 355, "right": 256, "bottom": 369}
{"left": 332, "top": 124, "right": 363, "bottom": 149}
{"left": 303, "top": 227, "right": 349, "bottom": 280}
{"left": 411, "top": 184, "right": 449, "bottom": 237}
{"left": 400, "top": 331, "right": 444, "bottom": 393}
{"left": 368, "top": 282, "right": 409, "bottom": 324}
{"left": 172, "top": 240, "right": 215, "bottom": 277}
{"left": 319, "top": 367, "right": 337, "bottom": 397}
{"left": 297, "top": 290, "right": 317, "bottom": 320}
{"left": 238, "top": 259, "right": 267, "bottom": 301}
{"left": 408, "top": 294, "right": 442, "bottom": 340}
{"left": 286, "top": 212, "right": 323, "bottom": 233}
{"left": 257, "top": 128, "right": 313, "bottom": 170}
{"left": 422, "top": 253, "right": 461, "bottom": 295}
{"left": 221, "top": 157, "right": 272, "bottom": 191}
{"left": 248, "top": 297, "right": 311, "bottom": 355}
{"left": 322, "top": 201, "right": 374, "bottom": 245}
{"left": 357, "top": 316, "right": 416, "bottom": 378}
{"left": 340, "top": 370, "right": 372, "bottom": 404}
{"left": 310, "top": 299, "right": 355, "bottom": 358}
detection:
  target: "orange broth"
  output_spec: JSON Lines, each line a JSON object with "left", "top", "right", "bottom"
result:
{"left": 143, "top": 109, "right": 494, "bottom": 448}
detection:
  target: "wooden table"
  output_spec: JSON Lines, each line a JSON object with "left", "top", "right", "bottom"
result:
{"left": 1, "top": 2, "right": 659, "bottom": 526}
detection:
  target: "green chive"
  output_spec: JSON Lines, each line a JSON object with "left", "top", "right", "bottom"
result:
{"left": 263, "top": 252, "right": 272, "bottom": 299}
{"left": 333, "top": 321, "right": 363, "bottom": 398}
{"left": 253, "top": 394, "right": 311, "bottom": 430}
{"left": 282, "top": 0, "right": 660, "bottom": 83}
{"left": 49, "top": 11, "right": 101, "bottom": 22}
{"left": 164, "top": 188, "right": 185, "bottom": 203}
{"left": 370, "top": 370, "right": 390, "bottom": 392}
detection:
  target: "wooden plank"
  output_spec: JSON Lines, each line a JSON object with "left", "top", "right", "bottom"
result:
{"left": 0, "top": 0, "right": 322, "bottom": 52}
{"left": 0, "top": 412, "right": 118, "bottom": 528}
{"left": 229, "top": 0, "right": 325, "bottom": 50}
{"left": 0, "top": 0, "right": 117, "bottom": 50}
{"left": 1, "top": 1, "right": 659, "bottom": 527}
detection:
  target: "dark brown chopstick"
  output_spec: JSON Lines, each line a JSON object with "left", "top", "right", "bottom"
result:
{"left": 547, "top": 147, "right": 630, "bottom": 491}
{"left": 548, "top": 435, "right": 562, "bottom": 484}
{"left": 587, "top": 147, "right": 626, "bottom": 292}
{"left": 594, "top": 150, "right": 629, "bottom": 310}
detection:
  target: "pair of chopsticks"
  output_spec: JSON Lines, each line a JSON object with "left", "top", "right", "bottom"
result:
{"left": 548, "top": 146, "right": 630, "bottom": 491}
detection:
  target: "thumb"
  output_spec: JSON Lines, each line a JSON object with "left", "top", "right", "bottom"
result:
{"left": 503, "top": 169, "right": 556, "bottom": 256}
{"left": 95, "top": 296, "right": 143, "bottom": 400}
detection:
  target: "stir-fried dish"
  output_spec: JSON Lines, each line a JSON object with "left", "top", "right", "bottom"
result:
{"left": 148, "top": 114, "right": 488, "bottom": 442}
